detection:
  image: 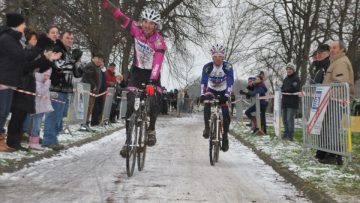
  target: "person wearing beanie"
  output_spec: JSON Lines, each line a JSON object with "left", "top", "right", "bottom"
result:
{"left": 0, "top": 13, "right": 28, "bottom": 152}
{"left": 311, "top": 44, "right": 330, "bottom": 84}
{"left": 0, "top": 14, "right": 61, "bottom": 152}
{"left": 281, "top": 63, "right": 301, "bottom": 141}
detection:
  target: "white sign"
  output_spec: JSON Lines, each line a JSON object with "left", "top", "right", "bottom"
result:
{"left": 273, "top": 91, "right": 281, "bottom": 137}
{"left": 307, "top": 86, "right": 331, "bottom": 135}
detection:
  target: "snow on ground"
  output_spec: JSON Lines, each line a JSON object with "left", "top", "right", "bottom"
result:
{"left": 0, "top": 121, "right": 123, "bottom": 167}
{"left": 0, "top": 115, "right": 310, "bottom": 203}
{"left": 231, "top": 125, "right": 360, "bottom": 203}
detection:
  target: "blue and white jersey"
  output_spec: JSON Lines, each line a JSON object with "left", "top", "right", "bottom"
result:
{"left": 200, "top": 61, "right": 234, "bottom": 96}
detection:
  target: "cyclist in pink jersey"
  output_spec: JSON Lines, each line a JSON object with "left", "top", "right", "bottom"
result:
{"left": 102, "top": 0, "right": 166, "bottom": 157}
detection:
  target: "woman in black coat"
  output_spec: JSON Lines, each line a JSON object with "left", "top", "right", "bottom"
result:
{"left": 6, "top": 30, "right": 61, "bottom": 151}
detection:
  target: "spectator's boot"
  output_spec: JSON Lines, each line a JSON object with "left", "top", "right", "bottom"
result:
{"left": 28, "top": 136, "right": 44, "bottom": 151}
{"left": 79, "top": 123, "right": 87, "bottom": 131}
{"left": 336, "top": 155, "right": 343, "bottom": 165}
{"left": 0, "top": 133, "right": 15, "bottom": 152}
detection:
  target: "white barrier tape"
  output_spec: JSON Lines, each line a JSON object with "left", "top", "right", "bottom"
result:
{"left": 0, "top": 83, "right": 66, "bottom": 104}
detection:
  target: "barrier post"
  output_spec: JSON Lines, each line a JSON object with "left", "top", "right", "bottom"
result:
{"left": 119, "top": 90, "right": 128, "bottom": 123}
{"left": 101, "top": 87, "right": 115, "bottom": 126}
{"left": 63, "top": 82, "right": 91, "bottom": 135}
{"left": 255, "top": 94, "right": 265, "bottom": 135}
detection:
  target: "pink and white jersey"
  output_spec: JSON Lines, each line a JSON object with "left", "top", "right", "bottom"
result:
{"left": 112, "top": 8, "right": 166, "bottom": 81}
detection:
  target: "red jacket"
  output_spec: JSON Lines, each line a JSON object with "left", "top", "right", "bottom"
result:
{"left": 105, "top": 69, "right": 117, "bottom": 87}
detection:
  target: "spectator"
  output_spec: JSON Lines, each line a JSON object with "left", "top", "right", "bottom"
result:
{"left": 183, "top": 90, "right": 190, "bottom": 113}
{"left": 105, "top": 63, "right": 117, "bottom": 87}
{"left": 0, "top": 13, "right": 28, "bottom": 152}
{"left": 323, "top": 40, "right": 354, "bottom": 95}
{"left": 22, "top": 29, "right": 59, "bottom": 150}
{"left": 311, "top": 44, "right": 330, "bottom": 84}
{"left": 105, "top": 63, "right": 119, "bottom": 123}
{"left": 161, "top": 87, "right": 168, "bottom": 115}
{"left": 259, "top": 71, "right": 271, "bottom": 92}
{"left": 6, "top": 28, "right": 61, "bottom": 151}
{"left": 240, "top": 75, "right": 268, "bottom": 134}
{"left": 321, "top": 40, "right": 354, "bottom": 165}
{"left": 43, "top": 31, "right": 83, "bottom": 150}
{"left": 168, "top": 90, "right": 174, "bottom": 111}
{"left": 113, "top": 73, "right": 126, "bottom": 121}
{"left": 310, "top": 44, "right": 330, "bottom": 160}
{"left": 80, "top": 52, "right": 104, "bottom": 131}
{"left": 172, "top": 89, "right": 178, "bottom": 111}
{"left": 243, "top": 77, "right": 256, "bottom": 127}
{"left": 91, "top": 59, "right": 107, "bottom": 126}
{"left": 281, "top": 63, "right": 301, "bottom": 141}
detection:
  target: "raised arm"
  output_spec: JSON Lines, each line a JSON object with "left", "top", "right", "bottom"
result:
{"left": 101, "top": 0, "right": 130, "bottom": 28}
{"left": 149, "top": 36, "right": 166, "bottom": 82}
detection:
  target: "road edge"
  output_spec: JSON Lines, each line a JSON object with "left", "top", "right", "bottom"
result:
{"left": 230, "top": 129, "right": 337, "bottom": 203}
{"left": 0, "top": 126, "right": 124, "bottom": 175}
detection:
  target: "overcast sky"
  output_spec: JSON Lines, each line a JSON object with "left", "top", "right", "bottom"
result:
{"left": 160, "top": 2, "right": 249, "bottom": 90}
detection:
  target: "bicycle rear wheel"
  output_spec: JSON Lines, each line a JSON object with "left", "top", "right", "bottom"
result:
{"left": 209, "top": 115, "right": 217, "bottom": 166}
{"left": 126, "top": 114, "right": 138, "bottom": 177}
{"left": 137, "top": 112, "right": 148, "bottom": 171}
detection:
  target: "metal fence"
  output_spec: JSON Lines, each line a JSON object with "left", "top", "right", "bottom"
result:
{"left": 300, "top": 83, "right": 355, "bottom": 171}
{"left": 101, "top": 87, "right": 116, "bottom": 126}
{"left": 63, "top": 82, "right": 91, "bottom": 135}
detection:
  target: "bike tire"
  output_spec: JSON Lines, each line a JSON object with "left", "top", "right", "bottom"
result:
{"left": 126, "top": 114, "right": 137, "bottom": 177}
{"left": 137, "top": 112, "right": 148, "bottom": 171}
{"left": 214, "top": 122, "right": 221, "bottom": 162}
{"left": 209, "top": 115, "right": 217, "bottom": 166}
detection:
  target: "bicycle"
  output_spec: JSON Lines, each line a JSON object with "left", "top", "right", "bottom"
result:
{"left": 125, "top": 88, "right": 149, "bottom": 177}
{"left": 205, "top": 96, "right": 223, "bottom": 166}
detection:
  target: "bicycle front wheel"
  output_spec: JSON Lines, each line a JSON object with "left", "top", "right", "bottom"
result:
{"left": 214, "top": 120, "right": 221, "bottom": 162}
{"left": 137, "top": 112, "right": 148, "bottom": 171}
{"left": 209, "top": 115, "right": 217, "bottom": 166}
{"left": 126, "top": 114, "right": 138, "bottom": 177}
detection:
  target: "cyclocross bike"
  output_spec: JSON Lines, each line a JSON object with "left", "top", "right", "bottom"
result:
{"left": 205, "top": 96, "right": 224, "bottom": 166}
{"left": 125, "top": 88, "right": 149, "bottom": 177}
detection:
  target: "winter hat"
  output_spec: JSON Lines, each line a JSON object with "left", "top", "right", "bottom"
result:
{"left": 286, "top": 63, "right": 295, "bottom": 71}
{"left": 316, "top": 44, "right": 330, "bottom": 53}
{"left": 6, "top": 13, "right": 25, "bottom": 28}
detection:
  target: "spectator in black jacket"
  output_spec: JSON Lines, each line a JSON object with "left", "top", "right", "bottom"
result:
{"left": 281, "top": 63, "right": 301, "bottom": 141}
{"left": 80, "top": 53, "right": 104, "bottom": 131}
{"left": 310, "top": 44, "right": 331, "bottom": 161}
{"left": 0, "top": 14, "right": 58, "bottom": 152}
{"left": 42, "top": 31, "right": 83, "bottom": 150}
{"left": 311, "top": 44, "right": 330, "bottom": 84}
{"left": 6, "top": 29, "right": 60, "bottom": 151}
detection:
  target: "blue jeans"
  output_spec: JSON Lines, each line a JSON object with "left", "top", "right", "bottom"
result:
{"left": 282, "top": 108, "right": 296, "bottom": 140}
{"left": 245, "top": 104, "right": 267, "bottom": 134}
{"left": 59, "top": 94, "right": 70, "bottom": 131}
{"left": 43, "top": 92, "right": 68, "bottom": 145}
{"left": 0, "top": 89, "right": 14, "bottom": 134}
{"left": 23, "top": 113, "right": 45, "bottom": 136}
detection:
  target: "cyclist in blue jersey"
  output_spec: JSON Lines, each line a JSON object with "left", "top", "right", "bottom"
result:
{"left": 200, "top": 44, "right": 234, "bottom": 152}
